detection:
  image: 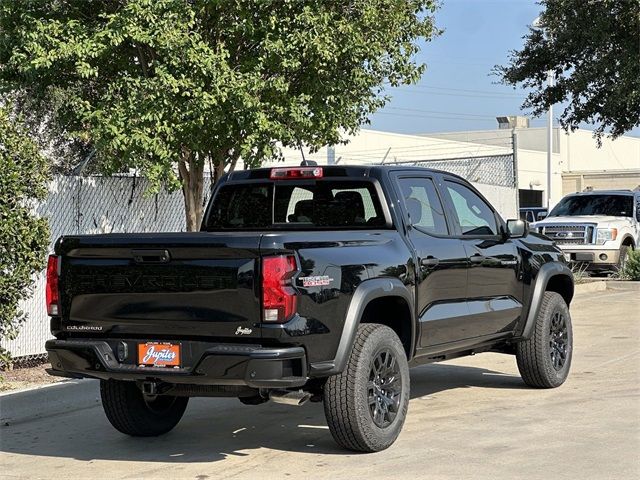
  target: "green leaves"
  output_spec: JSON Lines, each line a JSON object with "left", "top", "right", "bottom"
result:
{"left": 620, "top": 248, "right": 640, "bottom": 281}
{"left": 0, "top": 0, "right": 438, "bottom": 226}
{"left": 497, "top": 0, "right": 640, "bottom": 141}
{"left": 0, "top": 105, "right": 50, "bottom": 364}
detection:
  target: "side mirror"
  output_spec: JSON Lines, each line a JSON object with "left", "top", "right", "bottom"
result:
{"left": 537, "top": 212, "right": 547, "bottom": 220}
{"left": 506, "top": 219, "right": 529, "bottom": 238}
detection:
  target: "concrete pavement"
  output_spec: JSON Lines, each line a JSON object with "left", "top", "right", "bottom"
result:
{"left": 1, "top": 288, "right": 639, "bottom": 480}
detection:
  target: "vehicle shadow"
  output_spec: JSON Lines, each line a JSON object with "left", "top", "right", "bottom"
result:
{"left": 0, "top": 363, "right": 525, "bottom": 464}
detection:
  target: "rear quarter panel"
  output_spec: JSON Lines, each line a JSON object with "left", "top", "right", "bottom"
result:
{"left": 259, "top": 230, "right": 413, "bottom": 366}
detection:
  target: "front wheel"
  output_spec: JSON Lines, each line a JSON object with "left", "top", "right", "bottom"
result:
{"left": 617, "top": 245, "right": 630, "bottom": 272}
{"left": 323, "top": 324, "right": 410, "bottom": 452}
{"left": 516, "top": 291, "right": 573, "bottom": 388}
{"left": 100, "top": 380, "right": 189, "bottom": 436}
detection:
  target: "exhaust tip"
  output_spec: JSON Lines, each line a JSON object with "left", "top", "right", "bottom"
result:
{"left": 269, "top": 389, "right": 311, "bottom": 406}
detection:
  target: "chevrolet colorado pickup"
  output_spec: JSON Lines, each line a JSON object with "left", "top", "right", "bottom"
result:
{"left": 45, "top": 165, "right": 574, "bottom": 452}
{"left": 532, "top": 189, "right": 640, "bottom": 273}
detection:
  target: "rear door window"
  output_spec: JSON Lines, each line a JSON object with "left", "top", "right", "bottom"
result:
{"left": 396, "top": 177, "right": 449, "bottom": 236}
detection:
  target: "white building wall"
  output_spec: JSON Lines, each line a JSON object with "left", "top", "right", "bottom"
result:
{"left": 237, "top": 128, "right": 512, "bottom": 168}
{"left": 515, "top": 148, "right": 564, "bottom": 207}
{"left": 330, "top": 129, "right": 510, "bottom": 164}
{"left": 234, "top": 129, "right": 518, "bottom": 219}
{"left": 562, "top": 130, "right": 640, "bottom": 172}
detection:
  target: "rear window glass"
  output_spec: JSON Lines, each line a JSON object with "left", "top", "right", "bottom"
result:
{"left": 204, "top": 180, "right": 387, "bottom": 230}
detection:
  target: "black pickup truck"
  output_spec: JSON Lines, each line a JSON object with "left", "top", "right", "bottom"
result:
{"left": 45, "top": 165, "right": 574, "bottom": 452}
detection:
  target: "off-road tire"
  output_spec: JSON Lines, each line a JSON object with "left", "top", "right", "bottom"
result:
{"left": 100, "top": 379, "right": 189, "bottom": 436}
{"left": 617, "top": 245, "right": 630, "bottom": 272}
{"left": 516, "top": 291, "right": 573, "bottom": 388}
{"left": 323, "top": 324, "right": 410, "bottom": 452}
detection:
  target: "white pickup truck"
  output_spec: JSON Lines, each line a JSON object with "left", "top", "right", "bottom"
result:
{"left": 532, "top": 190, "right": 640, "bottom": 273}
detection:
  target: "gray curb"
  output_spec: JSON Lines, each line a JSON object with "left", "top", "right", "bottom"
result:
{"left": 0, "top": 378, "right": 100, "bottom": 426}
{"left": 574, "top": 280, "right": 640, "bottom": 294}
{"left": 574, "top": 281, "right": 608, "bottom": 294}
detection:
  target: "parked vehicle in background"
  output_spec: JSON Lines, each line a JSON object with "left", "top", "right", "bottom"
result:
{"left": 519, "top": 207, "right": 548, "bottom": 223}
{"left": 45, "top": 165, "right": 574, "bottom": 452}
{"left": 532, "top": 190, "right": 640, "bottom": 273}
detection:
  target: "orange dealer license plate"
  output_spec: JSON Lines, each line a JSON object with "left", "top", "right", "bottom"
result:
{"left": 138, "top": 342, "right": 181, "bottom": 368}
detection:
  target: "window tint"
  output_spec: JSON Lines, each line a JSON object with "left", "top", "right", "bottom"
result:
{"left": 397, "top": 177, "right": 448, "bottom": 235}
{"left": 445, "top": 181, "right": 497, "bottom": 236}
{"left": 205, "top": 180, "right": 385, "bottom": 230}
{"left": 205, "top": 183, "right": 272, "bottom": 229}
{"left": 548, "top": 194, "right": 633, "bottom": 217}
{"left": 276, "top": 182, "right": 384, "bottom": 227}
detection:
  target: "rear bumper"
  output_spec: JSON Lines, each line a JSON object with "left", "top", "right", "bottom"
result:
{"left": 45, "top": 339, "right": 307, "bottom": 389}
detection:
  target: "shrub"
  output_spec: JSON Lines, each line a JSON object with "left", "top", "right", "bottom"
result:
{"left": 620, "top": 248, "right": 640, "bottom": 281}
{"left": 0, "top": 104, "right": 50, "bottom": 365}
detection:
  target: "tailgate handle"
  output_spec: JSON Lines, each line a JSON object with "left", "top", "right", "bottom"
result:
{"left": 132, "top": 249, "right": 171, "bottom": 264}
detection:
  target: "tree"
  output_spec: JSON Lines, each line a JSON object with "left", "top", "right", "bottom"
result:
{"left": 0, "top": 105, "right": 50, "bottom": 365}
{"left": 497, "top": 0, "right": 640, "bottom": 141}
{"left": 0, "top": 0, "right": 438, "bottom": 230}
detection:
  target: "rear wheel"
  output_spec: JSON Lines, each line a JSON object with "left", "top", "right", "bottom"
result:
{"left": 323, "top": 324, "right": 410, "bottom": 452}
{"left": 516, "top": 291, "right": 573, "bottom": 388}
{"left": 100, "top": 380, "right": 189, "bottom": 436}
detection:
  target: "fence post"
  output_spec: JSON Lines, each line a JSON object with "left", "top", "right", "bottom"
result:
{"left": 327, "top": 145, "right": 335, "bottom": 165}
{"left": 75, "top": 176, "right": 82, "bottom": 234}
{"left": 512, "top": 131, "right": 520, "bottom": 213}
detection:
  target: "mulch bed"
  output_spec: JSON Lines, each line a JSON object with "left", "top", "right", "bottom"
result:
{"left": 0, "top": 363, "right": 64, "bottom": 392}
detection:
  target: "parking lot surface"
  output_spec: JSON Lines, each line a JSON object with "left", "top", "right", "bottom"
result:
{"left": 1, "top": 287, "right": 639, "bottom": 480}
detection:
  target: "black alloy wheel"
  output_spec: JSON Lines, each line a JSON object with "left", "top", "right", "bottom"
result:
{"left": 368, "top": 349, "right": 402, "bottom": 428}
{"left": 549, "top": 312, "right": 568, "bottom": 371}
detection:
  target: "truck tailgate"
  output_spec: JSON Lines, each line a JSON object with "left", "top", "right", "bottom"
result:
{"left": 56, "top": 233, "right": 262, "bottom": 341}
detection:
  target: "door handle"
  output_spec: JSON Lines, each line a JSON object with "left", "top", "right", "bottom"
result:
{"left": 469, "top": 254, "right": 486, "bottom": 264}
{"left": 132, "top": 249, "right": 171, "bottom": 264}
{"left": 421, "top": 257, "right": 440, "bottom": 267}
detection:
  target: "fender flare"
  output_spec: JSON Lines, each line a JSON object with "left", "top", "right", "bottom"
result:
{"left": 519, "top": 262, "right": 574, "bottom": 339}
{"left": 309, "top": 278, "right": 415, "bottom": 376}
{"left": 620, "top": 234, "right": 636, "bottom": 248}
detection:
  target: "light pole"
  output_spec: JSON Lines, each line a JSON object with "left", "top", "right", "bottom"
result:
{"left": 533, "top": 16, "right": 554, "bottom": 210}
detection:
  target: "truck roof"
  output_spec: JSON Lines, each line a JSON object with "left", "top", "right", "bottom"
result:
{"left": 226, "top": 164, "right": 467, "bottom": 182}
{"left": 568, "top": 189, "right": 636, "bottom": 196}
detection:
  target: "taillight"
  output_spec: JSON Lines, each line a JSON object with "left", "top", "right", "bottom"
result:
{"left": 262, "top": 255, "right": 298, "bottom": 322}
{"left": 46, "top": 255, "right": 60, "bottom": 316}
{"left": 270, "top": 167, "right": 323, "bottom": 179}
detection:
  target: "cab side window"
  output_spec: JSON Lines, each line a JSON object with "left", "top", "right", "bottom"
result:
{"left": 444, "top": 180, "right": 497, "bottom": 236}
{"left": 397, "top": 177, "right": 448, "bottom": 236}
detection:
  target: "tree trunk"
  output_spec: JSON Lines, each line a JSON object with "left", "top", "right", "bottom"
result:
{"left": 178, "top": 149, "right": 205, "bottom": 232}
{"left": 178, "top": 149, "right": 238, "bottom": 231}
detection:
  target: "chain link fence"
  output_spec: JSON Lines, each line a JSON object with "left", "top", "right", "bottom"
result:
{"left": 387, "top": 153, "right": 518, "bottom": 220}
{"left": 2, "top": 175, "right": 212, "bottom": 361}
{"left": 404, "top": 154, "right": 516, "bottom": 188}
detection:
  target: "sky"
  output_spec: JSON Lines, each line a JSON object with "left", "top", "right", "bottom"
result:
{"left": 367, "top": 0, "right": 640, "bottom": 138}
